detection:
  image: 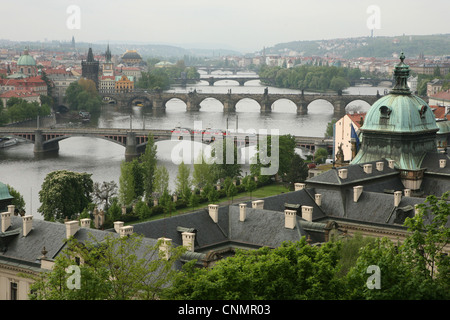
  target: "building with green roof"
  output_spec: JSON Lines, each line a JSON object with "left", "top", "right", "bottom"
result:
{"left": 15, "top": 48, "right": 37, "bottom": 77}
{"left": 0, "top": 182, "right": 13, "bottom": 211}
{"left": 351, "top": 53, "right": 440, "bottom": 190}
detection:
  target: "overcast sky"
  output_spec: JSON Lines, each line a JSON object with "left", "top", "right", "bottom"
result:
{"left": 1, "top": 0, "right": 449, "bottom": 52}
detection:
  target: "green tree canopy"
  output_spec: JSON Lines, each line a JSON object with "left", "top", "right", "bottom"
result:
{"left": 28, "top": 233, "right": 186, "bottom": 300}
{"left": 38, "top": 170, "right": 93, "bottom": 221}
{"left": 64, "top": 78, "right": 102, "bottom": 112}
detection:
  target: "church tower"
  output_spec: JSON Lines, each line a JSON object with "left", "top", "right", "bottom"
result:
{"left": 102, "top": 44, "right": 114, "bottom": 77}
{"left": 81, "top": 47, "right": 100, "bottom": 89}
{"left": 351, "top": 53, "right": 439, "bottom": 191}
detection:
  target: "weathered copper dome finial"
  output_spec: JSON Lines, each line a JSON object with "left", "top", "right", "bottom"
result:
{"left": 390, "top": 52, "right": 411, "bottom": 95}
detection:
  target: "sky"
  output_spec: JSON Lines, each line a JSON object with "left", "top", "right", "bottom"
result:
{"left": 1, "top": 0, "right": 449, "bottom": 53}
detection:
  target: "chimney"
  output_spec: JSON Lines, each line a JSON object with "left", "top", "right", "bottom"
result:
{"left": 239, "top": 203, "right": 247, "bottom": 222}
{"left": 404, "top": 189, "right": 411, "bottom": 197}
{"left": 252, "top": 200, "right": 264, "bottom": 209}
{"left": 1, "top": 211, "right": 11, "bottom": 233}
{"left": 439, "top": 159, "right": 447, "bottom": 168}
{"left": 302, "top": 206, "right": 313, "bottom": 222}
{"left": 65, "top": 220, "right": 79, "bottom": 239}
{"left": 182, "top": 232, "right": 195, "bottom": 252}
{"left": 284, "top": 209, "right": 296, "bottom": 229}
{"left": 119, "top": 225, "right": 133, "bottom": 238}
{"left": 394, "top": 191, "right": 402, "bottom": 207}
{"left": 363, "top": 164, "right": 372, "bottom": 174}
{"left": 208, "top": 204, "right": 219, "bottom": 223}
{"left": 353, "top": 185, "right": 363, "bottom": 202}
{"left": 114, "top": 221, "right": 124, "bottom": 233}
{"left": 80, "top": 218, "right": 91, "bottom": 228}
{"left": 338, "top": 168, "right": 348, "bottom": 179}
{"left": 388, "top": 160, "right": 395, "bottom": 169}
{"left": 315, "top": 194, "right": 322, "bottom": 206}
{"left": 158, "top": 237, "right": 172, "bottom": 260}
{"left": 294, "top": 183, "right": 306, "bottom": 191}
{"left": 376, "top": 161, "right": 384, "bottom": 171}
{"left": 414, "top": 204, "right": 420, "bottom": 216}
{"left": 22, "top": 215, "right": 33, "bottom": 237}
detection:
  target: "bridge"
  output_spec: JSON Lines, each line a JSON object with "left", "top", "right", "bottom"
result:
{"left": 195, "top": 66, "right": 249, "bottom": 75}
{"left": 172, "top": 76, "right": 263, "bottom": 87}
{"left": 101, "top": 90, "right": 385, "bottom": 119}
{"left": 0, "top": 127, "right": 331, "bottom": 159}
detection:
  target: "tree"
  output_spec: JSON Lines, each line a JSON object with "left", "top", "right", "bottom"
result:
{"left": 193, "top": 153, "right": 216, "bottom": 190}
{"left": 242, "top": 176, "right": 257, "bottom": 200}
{"left": 330, "top": 76, "right": 350, "bottom": 92}
{"left": 119, "top": 160, "right": 140, "bottom": 206}
{"left": 6, "top": 184, "right": 25, "bottom": 215}
{"left": 92, "top": 181, "right": 117, "bottom": 211}
{"left": 38, "top": 170, "right": 93, "bottom": 221}
{"left": 164, "top": 239, "right": 347, "bottom": 300}
{"left": 154, "top": 165, "right": 170, "bottom": 197}
{"left": 159, "top": 189, "right": 176, "bottom": 217}
{"left": 140, "top": 134, "right": 158, "bottom": 201}
{"left": 64, "top": 79, "right": 102, "bottom": 112}
{"left": 346, "top": 192, "right": 450, "bottom": 300}
{"left": 314, "top": 147, "right": 329, "bottom": 164}
{"left": 175, "top": 161, "right": 192, "bottom": 204}
{"left": 28, "top": 233, "right": 186, "bottom": 300}
{"left": 325, "top": 118, "right": 337, "bottom": 138}
{"left": 284, "top": 154, "right": 308, "bottom": 189}
{"left": 224, "top": 177, "right": 237, "bottom": 204}
{"left": 211, "top": 139, "right": 242, "bottom": 182}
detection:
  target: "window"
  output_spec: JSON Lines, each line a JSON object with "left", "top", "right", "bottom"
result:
{"left": 10, "top": 282, "right": 18, "bottom": 300}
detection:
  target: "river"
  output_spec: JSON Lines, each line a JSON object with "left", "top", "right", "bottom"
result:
{"left": 0, "top": 70, "right": 390, "bottom": 219}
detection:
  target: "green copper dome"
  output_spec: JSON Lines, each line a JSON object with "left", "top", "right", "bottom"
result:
{"left": 351, "top": 53, "right": 439, "bottom": 171}
{"left": 0, "top": 182, "right": 13, "bottom": 201}
{"left": 17, "top": 49, "right": 36, "bottom": 66}
{"left": 360, "top": 94, "right": 438, "bottom": 134}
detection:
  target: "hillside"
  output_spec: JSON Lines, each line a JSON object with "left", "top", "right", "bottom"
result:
{"left": 267, "top": 34, "right": 450, "bottom": 58}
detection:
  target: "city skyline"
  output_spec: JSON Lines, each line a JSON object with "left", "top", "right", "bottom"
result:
{"left": 1, "top": 0, "right": 449, "bottom": 53}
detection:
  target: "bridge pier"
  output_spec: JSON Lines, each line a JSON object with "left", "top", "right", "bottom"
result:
{"left": 260, "top": 100, "right": 272, "bottom": 113}
{"left": 152, "top": 98, "right": 166, "bottom": 111}
{"left": 33, "top": 130, "right": 59, "bottom": 154}
{"left": 125, "top": 131, "right": 140, "bottom": 161}
{"left": 187, "top": 95, "right": 200, "bottom": 111}
{"left": 297, "top": 103, "right": 308, "bottom": 115}
{"left": 333, "top": 99, "right": 347, "bottom": 119}
{"left": 223, "top": 98, "right": 236, "bottom": 112}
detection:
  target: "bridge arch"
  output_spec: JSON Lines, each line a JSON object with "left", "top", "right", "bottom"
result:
{"left": 198, "top": 97, "right": 224, "bottom": 112}
{"left": 271, "top": 98, "right": 297, "bottom": 113}
{"left": 236, "top": 98, "right": 260, "bottom": 113}
{"left": 102, "top": 96, "right": 118, "bottom": 104}
{"left": 305, "top": 98, "right": 335, "bottom": 115}
{"left": 344, "top": 99, "right": 372, "bottom": 114}
{"left": 165, "top": 98, "right": 188, "bottom": 112}
{"left": 128, "top": 95, "right": 152, "bottom": 107}
{"left": 213, "top": 79, "right": 241, "bottom": 86}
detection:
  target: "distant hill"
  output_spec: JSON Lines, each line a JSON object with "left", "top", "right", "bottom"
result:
{"left": 266, "top": 34, "right": 450, "bottom": 58}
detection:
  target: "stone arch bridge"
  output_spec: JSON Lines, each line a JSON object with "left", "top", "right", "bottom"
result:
{"left": 101, "top": 91, "right": 384, "bottom": 119}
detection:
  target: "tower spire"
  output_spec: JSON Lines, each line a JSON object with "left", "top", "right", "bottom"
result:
{"left": 390, "top": 52, "right": 411, "bottom": 95}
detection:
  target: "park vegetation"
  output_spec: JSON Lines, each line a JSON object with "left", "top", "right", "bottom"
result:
{"left": 136, "top": 59, "right": 200, "bottom": 91}
{"left": 0, "top": 96, "right": 51, "bottom": 125}
{"left": 64, "top": 78, "right": 103, "bottom": 113}
{"left": 258, "top": 64, "right": 365, "bottom": 93}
